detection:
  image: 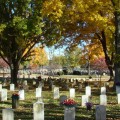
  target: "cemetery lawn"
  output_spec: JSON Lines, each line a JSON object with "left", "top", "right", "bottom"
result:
{"left": 0, "top": 78, "right": 120, "bottom": 120}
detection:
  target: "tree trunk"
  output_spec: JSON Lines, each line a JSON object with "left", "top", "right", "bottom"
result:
{"left": 100, "top": 31, "right": 114, "bottom": 80}
{"left": 10, "top": 63, "right": 19, "bottom": 87}
{"left": 108, "top": 65, "right": 114, "bottom": 81}
{"left": 96, "top": 31, "right": 114, "bottom": 80}
{"left": 114, "top": 11, "right": 120, "bottom": 84}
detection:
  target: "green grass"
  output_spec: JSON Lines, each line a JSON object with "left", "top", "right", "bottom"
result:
{"left": 0, "top": 80, "right": 119, "bottom": 120}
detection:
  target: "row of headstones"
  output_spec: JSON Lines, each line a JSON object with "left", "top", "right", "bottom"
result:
{"left": 1, "top": 77, "right": 108, "bottom": 88}
{"left": 1, "top": 79, "right": 105, "bottom": 92}
{"left": 0, "top": 89, "right": 25, "bottom": 101}
{"left": 70, "top": 78, "right": 95, "bottom": 82}
{"left": 0, "top": 84, "right": 15, "bottom": 91}
{"left": 2, "top": 84, "right": 119, "bottom": 120}
{"left": 63, "top": 77, "right": 102, "bottom": 82}
{"left": 35, "top": 78, "right": 107, "bottom": 90}
{"left": 1, "top": 79, "right": 85, "bottom": 95}
{"left": 1, "top": 84, "right": 120, "bottom": 105}
{"left": 51, "top": 86, "right": 120, "bottom": 105}
{"left": 2, "top": 101, "right": 106, "bottom": 120}
{"left": 64, "top": 105, "right": 106, "bottom": 120}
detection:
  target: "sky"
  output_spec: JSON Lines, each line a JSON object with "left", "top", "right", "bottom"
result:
{"left": 45, "top": 46, "right": 65, "bottom": 59}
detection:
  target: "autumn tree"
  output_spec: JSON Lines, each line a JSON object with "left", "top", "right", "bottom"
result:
{"left": 80, "top": 41, "right": 104, "bottom": 76}
{"left": 91, "top": 57, "right": 108, "bottom": 75}
{"left": 41, "top": 0, "right": 115, "bottom": 80}
{"left": 29, "top": 46, "right": 48, "bottom": 68}
{"left": 0, "top": 0, "right": 44, "bottom": 86}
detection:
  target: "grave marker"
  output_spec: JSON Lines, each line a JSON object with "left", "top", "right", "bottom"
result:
{"left": 33, "top": 98, "right": 44, "bottom": 120}
{"left": 95, "top": 105, "right": 106, "bottom": 120}
{"left": 54, "top": 87, "right": 59, "bottom": 99}
{"left": 1, "top": 89, "right": 7, "bottom": 101}
{"left": 10, "top": 84, "right": 15, "bottom": 91}
{"left": 64, "top": 107, "right": 75, "bottom": 120}
{"left": 117, "top": 93, "right": 120, "bottom": 104}
{"left": 69, "top": 88, "right": 75, "bottom": 98}
{"left": 2, "top": 108, "right": 14, "bottom": 120}
{"left": 85, "top": 86, "right": 91, "bottom": 96}
{"left": 101, "top": 87, "right": 106, "bottom": 95}
{"left": 36, "top": 87, "right": 42, "bottom": 98}
{"left": 100, "top": 95, "right": 107, "bottom": 105}
{"left": 60, "top": 95, "right": 67, "bottom": 105}
{"left": 81, "top": 95, "right": 89, "bottom": 106}
{"left": 19, "top": 90, "right": 25, "bottom": 100}
{"left": 116, "top": 86, "right": 120, "bottom": 94}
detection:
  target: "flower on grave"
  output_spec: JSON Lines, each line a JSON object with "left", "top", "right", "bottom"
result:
{"left": 62, "top": 98, "right": 77, "bottom": 108}
{"left": 85, "top": 102, "right": 93, "bottom": 111}
{"left": 12, "top": 93, "right": 19, "bottom": 100}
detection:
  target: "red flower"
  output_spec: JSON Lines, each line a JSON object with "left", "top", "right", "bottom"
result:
{"left": 62, "top": 98, "right": 77, "bottom": 107}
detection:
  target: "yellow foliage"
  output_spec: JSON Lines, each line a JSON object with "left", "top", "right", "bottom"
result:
{"left": 42, "top": 0, "right": 64, "bottom": 22}
{"left": 79, "top": 40, "right": 104, "bottom": 65}
{"left": 30, "top": 46, "right": 48, "bottom": 67}
{"left": 41, "top": 0, "right": 115, "bottom": 62}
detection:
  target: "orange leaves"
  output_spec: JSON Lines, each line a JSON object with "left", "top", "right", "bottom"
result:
{"left": 80, "top": 40, "right": 104, "bottom": 66}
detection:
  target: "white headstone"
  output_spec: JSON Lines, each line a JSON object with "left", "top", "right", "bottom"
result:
{"left": 1, "top": 89, "right": 7, "bottom": 101}
{"left": 0, "top": 84, "right": 2, "bottom": 91}
{"left": 81, "top": 95, "right": 89, "bottom": 106}
{"left": 100, "top": 95, "right": 107, "bottom": 105}
{"left": 85, "top": 86, "right": 91, "bottom": 96}
{"left": 69, "top": 88, "right": 75, "bottom": 98}
{"left": 33, "top": 99, "right": 44, "bottom": 120}
{"left": 64, "top": 107, "right": 75, "bottom": 120}
{"left": 117, "top": 93, "right": 120, "bottom": 104}
{"left": 71, "top": 78, "right": 74, "bottom": 82}
{"left": 101, "top": 87, "right": 106, "bottom": 95}
{"left": 2, "top": 108, "right": 14, "bottom": 120}
{"left": 54, "top": 87, "right": 59, "bottom": 99}
{"left": 95, "top": 105, "right": 106, "bottom": 120}
{"left": 24, "top": 80, "right": 27, "bottom": 85}
{"left": 33, "top": 81, "right": 36, "bottom": 85}
{"left": 19, "top": 90, "right": 25, "bottom": 100}
{"left": 36, "top": 87, "right": 42, "bottom": 98}
{"left": 89, "top": 78, "right": 92, "bottom": 81}
{"left": 103, "top": 73, "right": 106, "bottom": 76}
{"left": 10, "top": 84, "right": 15, "bottom": 91}
{"left": 82, "top": 78, "right": 85, "bottom": 81}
